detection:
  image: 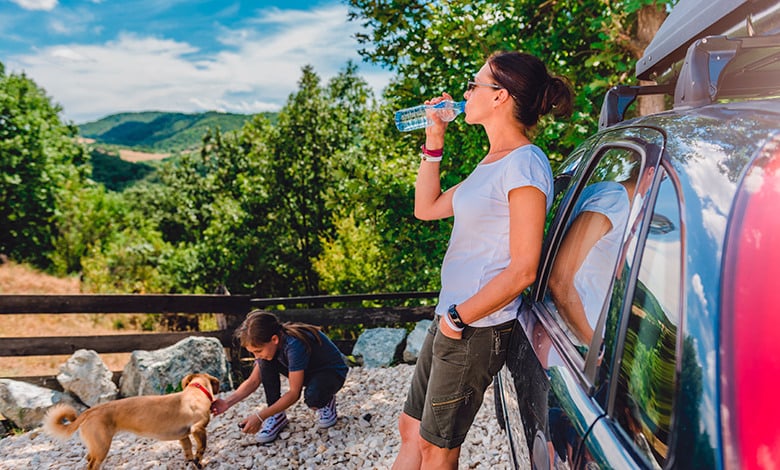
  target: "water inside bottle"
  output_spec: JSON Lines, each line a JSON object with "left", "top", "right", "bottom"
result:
{"left": 394, "top": 106, "right": 429, "bottom": 132}
{"left": 394, "top": 101, "right": 465, "bottom": 132}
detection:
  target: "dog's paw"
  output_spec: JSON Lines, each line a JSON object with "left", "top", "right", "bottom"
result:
{"left": 187, "top": 458, "right": 203, "bottom": 469}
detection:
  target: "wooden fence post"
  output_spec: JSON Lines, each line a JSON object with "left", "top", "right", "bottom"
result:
{"left": 213, "top": 286, "right": 251, "bottom": 384}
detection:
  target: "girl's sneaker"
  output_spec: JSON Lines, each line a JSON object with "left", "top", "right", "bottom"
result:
{"left": 256, "top": 412, "right": 288, "bottom": 444}
{"left": 317, "top": 397, "right": 338, "bottom": 428}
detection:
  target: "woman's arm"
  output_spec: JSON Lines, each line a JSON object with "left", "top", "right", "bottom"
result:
{"left": 414, "top": 93, "right": 458, "bottom": 221}
{"left": 548, "top": 211, "right": 612, "bottom": 345}
{"left": 441, "top": 186, "right": 546, "bottom": 338}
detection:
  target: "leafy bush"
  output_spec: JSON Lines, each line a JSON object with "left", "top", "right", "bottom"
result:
{"left": 89, "top": 149, "right": 155, "bottom": 191}
{"left": 0, "top": 65, "right": 90, "bottom": 268}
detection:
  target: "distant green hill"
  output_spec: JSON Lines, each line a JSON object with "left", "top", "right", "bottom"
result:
{"left": 78, "top": 111, "right": 271, "bottom": 153}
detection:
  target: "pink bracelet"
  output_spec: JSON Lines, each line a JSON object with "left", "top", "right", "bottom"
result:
{"left": 420, "top": 144, "right": 443, "bottom": 157}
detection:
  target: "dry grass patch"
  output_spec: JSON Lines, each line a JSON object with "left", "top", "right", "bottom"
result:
{"left": 118, "top": 149, "right": 170, "bottom": 162}
{"left": 0, "top": 262, "right": 80, "bottom": 294}
{"left": 0, "top": 261, "right": 143, "bottom": 376}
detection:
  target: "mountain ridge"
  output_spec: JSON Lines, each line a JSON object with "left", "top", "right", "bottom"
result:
{"left": 78, "top": 110, "right": 273, "bottom": 153}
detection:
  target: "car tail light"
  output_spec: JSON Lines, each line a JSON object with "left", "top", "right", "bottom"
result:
{"left": 721, "top": 134, "right": 780, "bottom": 469}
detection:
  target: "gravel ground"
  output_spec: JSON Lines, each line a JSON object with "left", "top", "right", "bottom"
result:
{"left": 0, "top": 364, "right": 514, "bottom": 469}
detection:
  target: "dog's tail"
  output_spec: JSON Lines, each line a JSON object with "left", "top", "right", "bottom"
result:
{"left": 43, "top": 403, "right": 81, "bottom": 440}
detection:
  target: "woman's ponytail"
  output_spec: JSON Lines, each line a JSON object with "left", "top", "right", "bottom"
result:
{"left": 488, "top": 51, "right": 574, "bottom": 127}
{"left": 540, "top": 76, "right": 573, "bottom": 119}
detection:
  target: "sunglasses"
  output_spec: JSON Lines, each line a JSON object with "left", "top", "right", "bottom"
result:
{"left": 467, "top": 80, "right": 503, "bottom": 92}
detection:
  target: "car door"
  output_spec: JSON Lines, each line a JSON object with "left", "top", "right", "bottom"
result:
{"left": 581, "top": 159, "right": 683, "bottom": 470}
{"left": 511, "top": 126, "right": 665, "bottom": 469}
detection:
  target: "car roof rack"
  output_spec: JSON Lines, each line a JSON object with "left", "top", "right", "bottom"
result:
{"left": 598, "top": 0, "right": 780, "bottom": 128}
{"left": 598, "top": 84, "right": 675, "bottom": 129}
{"left": 637, "top": 0, "right": 780, "bottom": 81}
{"left": 674, "top": 34, "right": 780, "bottom": 109}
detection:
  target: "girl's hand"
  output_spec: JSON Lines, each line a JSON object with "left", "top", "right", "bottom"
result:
{"left": 238, "top": 413, "right": 263, "bottom": 434}
{"left": 438, "top": 314, "right": 463, "bottom": 340}
{"left": 211, "top": 398, "right": 229, "bottom": 415}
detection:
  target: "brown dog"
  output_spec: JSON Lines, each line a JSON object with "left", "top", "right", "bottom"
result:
{"left": 44, "top": 372, "right": 219, "bottom": 470}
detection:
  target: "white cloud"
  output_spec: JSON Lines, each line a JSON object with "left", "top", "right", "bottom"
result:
{"left": 49, "top": 46, "right": 92, "bottom": 62}
{"left": 10, "top": 0, "right": 57, "bottom": 11}
{"left": 6, "top": 4, "right": 393, "bottom": 123}
{"left": 46, "top": 7, "right": 95, "bottom": 36}
{"left": 692, "top": 273, "right": 708, "bottom": 310}
{"left": 685, "top": 140, "right": 731, "bottom": 259}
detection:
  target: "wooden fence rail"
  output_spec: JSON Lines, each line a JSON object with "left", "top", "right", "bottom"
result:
{"left": 0, "top": 293, "right": 437, "bottom": 386}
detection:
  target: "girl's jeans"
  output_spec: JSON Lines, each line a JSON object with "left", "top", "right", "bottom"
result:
{"left": 260, "top": 359, "right": 346, "bottom": 409}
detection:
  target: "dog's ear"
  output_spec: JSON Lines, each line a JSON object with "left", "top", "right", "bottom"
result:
{"left": 209, "top": 375, "right": 220, "bottom": 394}
{"left": 181, "top": 373, "right": 195, "bottom": 389}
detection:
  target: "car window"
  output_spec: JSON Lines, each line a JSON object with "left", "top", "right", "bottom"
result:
{"left": 612, "top": 170, "right": 681, "bottom": 469}
{"left": 544, "top": 146, "right": 642, "bottom": 357}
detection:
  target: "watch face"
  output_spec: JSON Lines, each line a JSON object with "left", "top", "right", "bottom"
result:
{"left": 448, "top": 304, "right": 465, "bottom": 328}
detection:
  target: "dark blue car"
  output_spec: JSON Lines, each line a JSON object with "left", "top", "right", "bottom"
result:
{"left": 495, "top": 1, "right": 780, "bottom": 468}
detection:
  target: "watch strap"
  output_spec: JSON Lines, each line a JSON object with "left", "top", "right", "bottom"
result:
{"left": 447, "top": 304, "right": 467, "bottom": 329}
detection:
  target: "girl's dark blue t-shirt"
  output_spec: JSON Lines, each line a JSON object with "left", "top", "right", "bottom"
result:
{"left": 267, "top": 331, "right": 348, "bottom": 381}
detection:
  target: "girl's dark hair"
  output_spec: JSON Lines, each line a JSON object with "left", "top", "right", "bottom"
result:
{"left": 487, "top": 51, "right": 573, "bottom": 128}
{"left": 236, "top": 310, "right": 322, "bottom": 353}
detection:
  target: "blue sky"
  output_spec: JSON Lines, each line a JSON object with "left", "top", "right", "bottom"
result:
{"left": 0, "top": 0, "right": 393, "bottom": 123}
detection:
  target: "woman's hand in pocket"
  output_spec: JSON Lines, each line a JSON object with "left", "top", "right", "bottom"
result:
{"left": 438, "top": 314, "right": 463, "bottom": 340}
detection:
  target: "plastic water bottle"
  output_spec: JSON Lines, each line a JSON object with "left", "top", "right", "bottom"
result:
{"left": 394, "top": 100, "right": 465, "bottom": 132}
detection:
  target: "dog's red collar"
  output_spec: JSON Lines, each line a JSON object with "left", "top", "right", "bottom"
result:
{"left": 188, "top": 382, "right": 214, "bottom": 402}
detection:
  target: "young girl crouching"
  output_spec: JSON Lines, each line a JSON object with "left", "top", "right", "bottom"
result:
{"left": 211, "top": 310, "right": 348, "bottom": 443}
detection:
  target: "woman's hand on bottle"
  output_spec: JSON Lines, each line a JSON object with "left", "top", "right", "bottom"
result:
{"left": 424, "top": 92, "right": 453, "bottom": 145}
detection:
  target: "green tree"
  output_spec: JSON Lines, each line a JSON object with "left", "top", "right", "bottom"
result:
{"left": 347, "top": 0, "right": 671, "bottom": 166}
{"left": 264, "top": 64, "right": 374, "bottom": 295}
{"left": 137, "top": 151, "right": 215, "bottom": 246}
{"left": 333, "top": 0, "right": 670, "bottom": 294}
{"left": 0, "top": 65, "right": 89, "bottom": 267}
{"left": 314, "top": 100, "right": 449, "bottom": 294}
{"left": 161, "top": 120, "right": 286, "bottom": 295}
{"left": 80, "top": 226, "right": 173, "bottom": 293}
{"left": 50, "top": 185, "right": 130, "bottom": 275}
{"left": 119, "top": 121, "right": 275, "bottom": 294}
{"left": 314, "top": 212, "right": 386, "bottom": 294}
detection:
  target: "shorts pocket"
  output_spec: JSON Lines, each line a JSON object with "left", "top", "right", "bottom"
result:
{"left": 431, "top": 388, "right": 474, "bottom": 440}
{"left": 432, "top": 327, "right": 468, "bottom": 367}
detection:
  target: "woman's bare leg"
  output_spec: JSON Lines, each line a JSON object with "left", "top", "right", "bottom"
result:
{"left": 392, "top": 412, "right": 423, "bottom": 470}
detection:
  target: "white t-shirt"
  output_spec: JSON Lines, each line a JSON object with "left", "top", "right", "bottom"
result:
{"left": 570, "top": 181, "right": 630, "bottom": 328}
{"left": 435, "top": 145, "right": 553, "bottom": 327}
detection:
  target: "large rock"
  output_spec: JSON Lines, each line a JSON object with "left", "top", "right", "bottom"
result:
{"left": 57, "top": 349, "right": 118, "bottom": 406}
{"left": 403, "top": 319, "right": 432, "bottom": 364}
{"left": 0, "top": 379, "right": 79, "bottom": 430}
{"left": 119, "top": 336, "right": 229, "bottom": 396}
{"left": 352, "top": 328, "right": 407, "bottom": 368}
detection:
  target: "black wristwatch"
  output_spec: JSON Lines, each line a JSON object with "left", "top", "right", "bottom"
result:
{"left": 447, "top": 304, "right": 467, "bottom": 329}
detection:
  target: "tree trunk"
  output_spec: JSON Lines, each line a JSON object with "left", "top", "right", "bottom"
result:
{"left": 637, "top": 3, "right": 668, "bottom": 116}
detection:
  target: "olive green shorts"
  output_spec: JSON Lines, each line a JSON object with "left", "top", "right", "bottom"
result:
{"left": 403, "top": 317, "right": 515, "bottom": 449}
